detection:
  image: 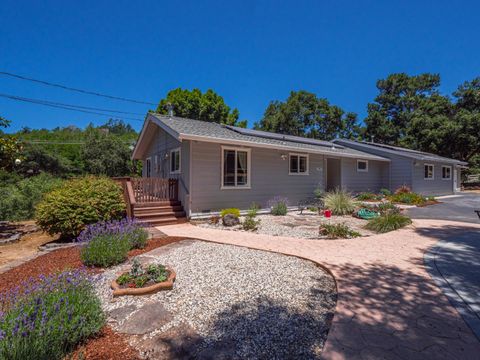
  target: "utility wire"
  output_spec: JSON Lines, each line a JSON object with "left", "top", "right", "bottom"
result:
{"left": 0, "top": 71, "right": 157, "bottom": 106}
{"left": 0, "top": 92, "right": 144, "bottom": 122}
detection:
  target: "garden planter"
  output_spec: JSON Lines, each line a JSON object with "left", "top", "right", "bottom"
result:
{"left": 111, "top": 267, "right": 176, "bottom": 297}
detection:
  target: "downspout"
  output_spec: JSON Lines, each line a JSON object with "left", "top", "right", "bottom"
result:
{"left": 188, "top": 140, "right": 193, "bottom": 218}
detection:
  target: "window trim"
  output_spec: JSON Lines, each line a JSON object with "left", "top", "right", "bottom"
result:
{"left": 170, "top": 147, "right": 181, "bottom": 174}
{"left": 442, "top": 165, "right": 452, "bottom": 180}
{"left": 357, "top": 159, "right": 369, "bottom": 173}
{"left": 221, "top": 146, "right": 251, "bottom": 190}
{"left": 424, "top": 163, "right": 435, "bottom": 180}
{"left": 145, "top": 157, "right": 152, "bottom": 178}
{"left": 288, "top": 153, "right": 309, "bottom": 175}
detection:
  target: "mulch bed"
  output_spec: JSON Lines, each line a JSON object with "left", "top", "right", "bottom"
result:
{"left": 0, "top": 236, "right": 188, "bottom": 360}
{"left": 70, "top": 326, "right": 140, "bottom": 360}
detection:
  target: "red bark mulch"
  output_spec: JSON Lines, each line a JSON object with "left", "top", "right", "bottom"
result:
{"left": 70, "top": 326, "right": 141, "bottom": 360}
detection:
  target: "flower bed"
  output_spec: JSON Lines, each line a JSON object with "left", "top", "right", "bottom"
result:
{"left": 111, "top": 258, "right": 175, "bottom": 297}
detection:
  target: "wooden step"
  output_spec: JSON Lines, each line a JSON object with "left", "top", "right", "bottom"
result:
{"left": 134, "top": 211, "right": 186, "bottom": 219}
{"left": 138, "top": 217, "right": 188, "bottom": 226}
{"left": 134, "top": 201, "right": 181, "bottom": 208}
{"left": 134, "top": 205, "right": 183, "bottom": 213}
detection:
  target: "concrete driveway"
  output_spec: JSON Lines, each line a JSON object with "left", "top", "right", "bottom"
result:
{"left": 408, "top": 192, "right": 480, "bottom": 340}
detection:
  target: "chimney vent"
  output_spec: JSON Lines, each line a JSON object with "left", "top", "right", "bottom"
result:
{"left": 166, "top": 103, "right": 174, "bottom": 117}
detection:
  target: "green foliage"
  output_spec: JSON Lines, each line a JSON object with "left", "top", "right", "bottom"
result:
{"left": 128, "top": 227, "right": 149, "bottom": 249}
{"left": 0, "top": 269, "right": 105, "bottom": 360}
{"left": 379, "top": 188, "right": 392, "bottom": 196}
{"left": 365, "top": 213, "right": 412, "bottom": 233}
{"left": 269, "top": 197, "right": 288, "bottom": 216}
{"left": 116, "top": 258, "right": 168, "bottom": 288}
{"left": 80, "top": 233, "right": 131, "bottom": 267}
{"left": 319, "top": 223, "right": 361, "bottom": 239}
{"left": 388, "top": 192, "right": 426, "bottom": 205}
{"left": 323, "top": 189, "right": 356, "bottom": 215}
{"left": 157, "top": 88, "right": 246, "bottom": 127}
{"left": 242, "top": 203, "right": 261, "bottom": 231}
{"left": 0, "top": 173, "right": 63, "bottom": 221}
{"left": 35, "top": 177, "right": 125, "bottom": 238}
{"left": 220, "top": 208, "right": 241, "bottom": 218}
{"left": 116, "top": 273, "right": 132, "bottom": 285}
{"left": 314, "top": 187, "right": 324, "bottom": 199}
{"left": 81, "top": 129, "right": 133, "bottom": 177}
{"left": 0, "top": 117, "right": 23, "bottom": 171}
{"left": 356, "top": 192, "right": 381, "bottom": 201}
{"left": 254, "top": 90, "right": 360, "bottom": 140}
{"left": 17, "top": 145, "right": 75, "bottom": 177}
{"left": 376, "top": 202, "right": 400, "bottom": 215}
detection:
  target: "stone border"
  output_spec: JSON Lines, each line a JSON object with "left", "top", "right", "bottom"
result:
{"left": 111, "top": 267, "right": 176, "bottom": 297}
{"left": 424, "top": 243, "right": 480, "bottom": 341}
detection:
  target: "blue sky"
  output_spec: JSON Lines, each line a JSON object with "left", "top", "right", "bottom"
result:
{"left": 1, "top": 0, "right": 479, "bottom": 132}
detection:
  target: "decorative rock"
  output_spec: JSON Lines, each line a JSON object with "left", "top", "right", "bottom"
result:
{"left": 222, "top": 214, "right": 240, "bottom": 227}
{"left": 108, "top": 305, "right": 138, "bottom": 321}
{"left": 116, "top": 303, "right": 173, "bottom": 335}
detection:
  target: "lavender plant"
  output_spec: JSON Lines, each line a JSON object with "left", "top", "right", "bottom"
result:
{"left": 78, "top": 218, "right": 149, "bottom": 268}
{"left": 268, "top": 196, "right": 289, "bottom": 216}
{"left": 0, "top": 269, "right": 105, "bottom": 360}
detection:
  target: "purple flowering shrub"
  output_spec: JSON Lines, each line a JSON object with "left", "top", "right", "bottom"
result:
{"left": 0, "top": 269, "right": 104, "bottom": 359}
{"left": 267, "top": 196, "right": 289, "bottom": 216}
{"left": 78, "top": 218, "right": 148, "bottom": 268}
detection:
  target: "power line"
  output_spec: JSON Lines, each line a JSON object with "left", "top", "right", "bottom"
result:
{"left": 0, "top": 92, "right": 144, "bottom": 122}
{"left": 0, "top": 71, "right": 157, "bottom": 106}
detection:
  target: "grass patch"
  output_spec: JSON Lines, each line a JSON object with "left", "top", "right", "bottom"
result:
{"left": 365, "top": 213, "right": 412, "bottom": 233}
{"left": 319, "top": 223, "right": 361, "bottom": 239}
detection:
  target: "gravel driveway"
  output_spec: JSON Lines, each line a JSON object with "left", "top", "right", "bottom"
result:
{"left": 95, "top": 240, "right": 336, "bottom": 359}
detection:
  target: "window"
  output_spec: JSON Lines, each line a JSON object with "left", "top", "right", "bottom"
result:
{"left": 424, "top": 164, "right": 434, "bottom": 180}
{"left": 289, "top": 154, "right": 309, "bottom": 175}
{"left": 222, "top": 147, "right": 251, "bottom": 188}
{"left": 170, "top": 148, "right": 181, "bottom": 174}
{"left": 357, "top": 160, "right": 368, "bottom": 172}
{"left": 145, "top": 157, "right": 151, "bottom": 178}
{"left": 442, "top": 166, "right": 451, "bottom": 180}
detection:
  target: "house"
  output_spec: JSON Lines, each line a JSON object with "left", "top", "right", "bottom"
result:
{"left": 333, "top": 139, "right": 467, "bottom": 196}
{"left": 132, "top": 113, "right": 466, "bottom": 218}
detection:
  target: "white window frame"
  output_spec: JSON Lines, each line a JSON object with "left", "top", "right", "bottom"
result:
{"left": 145, "top": 157, "right": 152, "bottom": 178}
{"left": 424, "top": 164, "right": 434, "bottom": 180}
{"left": 221, "top": 146, "right": 251, "bottom": 190}
{"left": 357, "top": 159, "right": 369, "bottom": 173}
{"left": 170, "top": 147, "right": 181, "bottom": 174}
{"left": 288, "top": 153, "right": 309, "bottom": 175}
{"left": 442, "top": 165, "right": 452, "bottom": 180}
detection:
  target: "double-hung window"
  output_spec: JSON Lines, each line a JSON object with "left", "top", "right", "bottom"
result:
{"left": 170, "top": 148, "right": 181, "bottom": 174}
{"left": 442, "top": 166, "right": 451, "bottom": 180}
{"left": 289, "top": 154, "right": 309, "bottom": 175}
{"left": 222, "top": 147, "right": 251, "bottom": 188}
{"left": 424, "top": 164, "right": 434, "bottom": 180}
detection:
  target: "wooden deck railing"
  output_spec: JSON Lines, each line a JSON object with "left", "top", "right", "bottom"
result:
{"left": 130, "top": 178, "right": 178, "bottom": 203}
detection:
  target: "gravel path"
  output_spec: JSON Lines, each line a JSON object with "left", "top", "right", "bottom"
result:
{"left": 95, "top": 240, "right": 336, "bottom": 359}
{"left": 197, "top": 210, "right": 374, "bottom": 239}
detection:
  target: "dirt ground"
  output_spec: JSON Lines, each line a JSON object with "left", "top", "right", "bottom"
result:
{"left": 0, "top": 221, "right": 58, "bottom": 271}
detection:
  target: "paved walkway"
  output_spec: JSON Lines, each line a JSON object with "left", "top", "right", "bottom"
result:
{"left": 160, "top": 220, "right": 480, "bottom": 359}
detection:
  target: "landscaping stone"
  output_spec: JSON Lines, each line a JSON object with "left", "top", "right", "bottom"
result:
{"left": 108, "top": 304, "right": 138, "bottom": 321}
{"left": 116, "top": 303, "right": 173, "bottom": 335}
{"left": 222, "top": 214, "right": 239, "bottom": 227}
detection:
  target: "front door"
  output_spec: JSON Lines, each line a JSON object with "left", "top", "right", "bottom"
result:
{"left": 326, "top": 158, "right": 342, "bottom": 191}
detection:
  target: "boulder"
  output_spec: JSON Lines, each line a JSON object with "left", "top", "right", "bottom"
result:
{"left": 222, "top": 214, "right": 240, "bottom": 227}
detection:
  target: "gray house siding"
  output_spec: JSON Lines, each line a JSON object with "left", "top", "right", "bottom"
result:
{"left": 340, "top": 158, "right": 389, "bottom": 192}
{"left": 189, "top": 141, "right": 325, "bottom": 213}
{"left": 412, "top": 161, "right": 454, "bottom": 196}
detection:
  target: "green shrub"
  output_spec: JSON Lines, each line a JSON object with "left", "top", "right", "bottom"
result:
{"left": 323, "top": 189, "right": 356, "bottom": 215}
{"left": 116, "top": 258, "right": 169, "bottom": 288}
{"left": 268, "top": 196, "right": 288, "bottom": 216}
{"left": 80, "top": 233, "right": 131, "bottom": 267}
{"left": 319, "top": 223, "right": 361, "bottom": 239}
{"left": 0, "top": 269, "right": 105, "bottom": 360}
{"left": 376, "top": 202, "right": 400, "bottom": 215}
{"left": 388, "top": 192, "right": 426, "bottom": 205}
{"left": 365, "top": 213, "right": 412, "bottom": 233}
{"left": 379, "top": 188, "right": 392, "bottom": 196}
{"left": 35, "top": 176, "right": 125, "bottom": 239}
{"left": 242, "top": 216, "right": 260, "bottom": 231}
{"left": 219, "top": 208, "right": 241, "bottom": 218}
{"left": 356, "top": 192, "right": 381, "bottom": 201}
{"left": 0, "top": 173, "right": 63, "bottom": 221}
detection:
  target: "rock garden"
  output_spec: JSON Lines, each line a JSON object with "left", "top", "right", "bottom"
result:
{"left": 196, "top": 186, "right": 428, "bottom": 239}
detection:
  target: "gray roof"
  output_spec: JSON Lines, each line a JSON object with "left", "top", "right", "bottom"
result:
{"left": 149, "top": 114, "right": 389, "bottom": 161}
{"left": 334, "top": 139, "right": 468, "bottom": 165}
